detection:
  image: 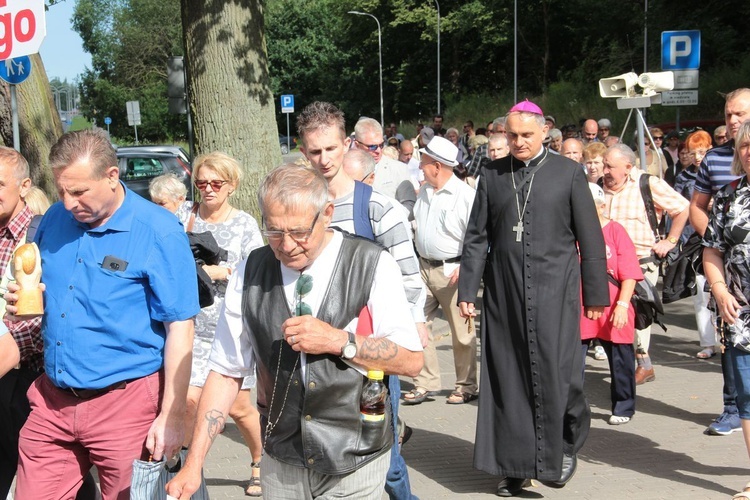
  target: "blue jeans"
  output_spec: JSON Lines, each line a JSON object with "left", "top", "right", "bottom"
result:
{"left": 728, "top": 345, "right": 750, "bottom": 419}
{"left": 385, "top": 376, "right": 418, "bottom": 500}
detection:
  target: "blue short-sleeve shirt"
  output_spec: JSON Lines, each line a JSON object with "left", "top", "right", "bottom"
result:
{"left": 36, "top": 185, "right": 200, "bottom": 389}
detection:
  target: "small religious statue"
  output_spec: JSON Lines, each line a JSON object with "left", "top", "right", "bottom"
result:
{"left": 13, "top": 242, "right": 43, "bottom": 316}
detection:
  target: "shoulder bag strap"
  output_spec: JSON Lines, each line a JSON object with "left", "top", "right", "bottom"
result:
{"left": 186, "top": 203, "right": 199, "bottom": 233}
{"left": 639, "top": 173, "right": 660, "bottom": 240}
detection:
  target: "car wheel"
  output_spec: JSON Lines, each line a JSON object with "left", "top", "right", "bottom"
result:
{"left": 280, "top": 144, "right": 289, "bottom": 155}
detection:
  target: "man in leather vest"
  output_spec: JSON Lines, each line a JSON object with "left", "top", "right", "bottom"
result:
{"left": 168, "top": 165, "right": 424, "bottom": 500}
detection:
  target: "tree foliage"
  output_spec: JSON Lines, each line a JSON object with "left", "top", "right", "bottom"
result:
{"left": 72, "top": 0, "right": 186, "bottom": 141}
{"left": 70, "top": 0, "right": 750, "bottom": 142}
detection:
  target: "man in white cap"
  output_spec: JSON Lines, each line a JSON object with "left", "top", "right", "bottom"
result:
{"left": 458, "top": 100, "right": 609, "bottom": 496}
{"left": 403, "top": 136, "right": 478, "bottom": 407}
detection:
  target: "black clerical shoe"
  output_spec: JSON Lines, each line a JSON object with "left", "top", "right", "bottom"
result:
{"left": 495, "top": 477, "right": 530, "bottom": 497}
{"left": 540, "top": 453, "right": 577, "bottom": 489}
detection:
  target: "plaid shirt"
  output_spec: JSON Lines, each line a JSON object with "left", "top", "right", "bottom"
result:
{"left": 604, "top": 168, "right": 689, "bottom": 259}
{"left": 465, "top": 143, "right": 489, "bottom": 178}
{"left": 0, "top": 205, "right": 43, "bottom": 373}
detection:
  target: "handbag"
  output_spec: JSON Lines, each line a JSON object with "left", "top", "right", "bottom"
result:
{"left": 131, "top": 448, "right": 209, "bottom": 500}
{"left": 607, "top": 274, "right": 666, "bottom": 331}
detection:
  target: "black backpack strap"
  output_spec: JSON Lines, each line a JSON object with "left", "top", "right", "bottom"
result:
{"left": 25, "top": 214, "right": 43, "bottom": 243}
{"left": 639, "top": 173, "right": 660, "bottom": 240}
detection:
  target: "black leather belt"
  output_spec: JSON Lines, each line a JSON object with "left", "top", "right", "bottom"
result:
{"left": 62, "top": 380, "right": 128, "bottom": 399}
{"left": 420, "top": 255, "right": 461, "bottom": 267}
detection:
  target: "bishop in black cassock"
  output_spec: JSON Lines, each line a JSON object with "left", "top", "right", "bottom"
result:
{"left": 458, "top": 104, "right": 609, "bottom": 495}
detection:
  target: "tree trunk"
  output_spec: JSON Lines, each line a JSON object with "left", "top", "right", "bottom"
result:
{"left": 181, "top": 0, "right": 281, "bottom": 219}
{"left": 0, "top": 54, "right": 62, "bottom": 197}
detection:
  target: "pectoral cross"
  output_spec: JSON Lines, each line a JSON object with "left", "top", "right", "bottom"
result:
{"left": 512, "top": 221, "right": 523, "bottom": 242}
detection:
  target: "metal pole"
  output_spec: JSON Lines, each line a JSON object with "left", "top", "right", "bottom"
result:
{"left": 514, "top": 0, "right": 518, "bottom": 102}
{"left": 10, "top": 84, "right": 20, "bottom": 151}
{"left": 635, "top": 109, "right": 647, "bottom": 172}
{"left": 348, "top": 11, "right": 384, "bottom": 128}
{"left": 435, "top": 0, "right": 440, "bottom": 115}
{"left": 134, "top": 125, "right": 139, "bottom": 145}
{"left": 286, "top": 112, "right": 291, "bottom": 154}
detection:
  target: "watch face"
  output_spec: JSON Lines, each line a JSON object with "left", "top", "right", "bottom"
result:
{"left": 343, "top": 343, "right": 357, "bottom": 359}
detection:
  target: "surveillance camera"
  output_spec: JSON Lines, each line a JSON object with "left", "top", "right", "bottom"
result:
{"left": 637, "top": 72, "right": 674, "bottom": 95}
{"left": 599, "top": 73, "right": 639, "bottom": 99}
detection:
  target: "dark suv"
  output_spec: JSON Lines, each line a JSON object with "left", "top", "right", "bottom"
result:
{"left": 116, "top": 146, "right": 193, "bottom": 201}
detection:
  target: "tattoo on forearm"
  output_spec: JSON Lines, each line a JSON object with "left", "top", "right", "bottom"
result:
{"left": 358, "top": 337, "right": 398, "bottom": 361}
{"left": 205, "top": 409, "right": 226, "bottom": 441}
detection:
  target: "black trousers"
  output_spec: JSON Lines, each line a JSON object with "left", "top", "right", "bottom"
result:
{"left": 581, "top": 339, "right": 636, "bottom": 417}
{"left": 0, "top": 367, "right": 39, "bottom": 498}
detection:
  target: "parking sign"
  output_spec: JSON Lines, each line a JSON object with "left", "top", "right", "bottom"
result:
{"left": 281, "top": 95, "right": 294, "bottom": 114}
{"left": 662, "top": 30, "right": 700, "bottom": 70}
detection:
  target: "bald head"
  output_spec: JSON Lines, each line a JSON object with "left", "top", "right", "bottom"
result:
{"left": 561, "top": 138, "right": 584, "bottom": 164}
{"left": 343, "top": 149, "right": 376, "bottom": 185}
{"left": 398, "top": 140, "right": 414, "bottom": 164}
{"left": 582, "top": 119, "right": 598, "bottom": 143}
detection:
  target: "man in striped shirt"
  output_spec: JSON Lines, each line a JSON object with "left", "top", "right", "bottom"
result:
{"left": 689, "top": 88, "right": 750, "bottom": 436}
{"left": 297, "top": 101, "right": 427, "bottom": 500}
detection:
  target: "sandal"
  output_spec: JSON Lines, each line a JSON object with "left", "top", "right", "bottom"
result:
{"left": 245, "top": 461, "right": 262, "bottom": 497}
{"left": 446, "top": 390, "right": 478, "bottom": 405}
{"left": 696, "top": 347, "right": 716, "bottom": 359}
{"left": 733, "top": 482, "right": 750, "bottom": 500}
{"left": 403, "top": 388, "right": 433, "bottom": 405}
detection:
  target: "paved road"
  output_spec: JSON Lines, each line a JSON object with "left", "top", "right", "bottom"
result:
{"left": 202, "top": 296, "right": 748, "bottom": 499}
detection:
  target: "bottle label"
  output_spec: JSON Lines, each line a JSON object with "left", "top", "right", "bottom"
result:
{"left": 361, "top": 413, "right": 385, "bottom": 422}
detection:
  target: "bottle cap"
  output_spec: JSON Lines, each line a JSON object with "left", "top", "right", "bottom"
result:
{"left": 367, "top": 369, "right": 384, "bottom": 380}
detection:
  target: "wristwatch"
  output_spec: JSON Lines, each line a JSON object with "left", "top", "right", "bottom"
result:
{"left": 667, "top": 236, "right": 678, "bottom": 244}
{"left": 340, "top": 331, "right": 357, "bottom": 360}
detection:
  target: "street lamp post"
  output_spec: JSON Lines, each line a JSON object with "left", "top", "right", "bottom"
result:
{"left": 348, "top": 11, "right": 384, "bottom": 129}
{"left": 435, "top": 0, "right": 440, "bottom": 115}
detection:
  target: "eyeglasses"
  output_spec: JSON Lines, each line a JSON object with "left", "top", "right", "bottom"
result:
{"left": 652, "top": 136, "right": 664, "bottom": 141}
{"left": 262, "top": 211, "right": 320, "bottom": 243}
{"left": 716, "top": 135, "right": 727, "bottom": 140}
{"left": 357, "top": 140, "right": 384, "bottom": 151}
{"left": 295, "top": 274, "right": 313, "bottom": 316}
{"left": 194, "top": 179, "right": 229, "bottom": 191}
{"left": 600, "top": 128, "right": 609, "bottom": 132}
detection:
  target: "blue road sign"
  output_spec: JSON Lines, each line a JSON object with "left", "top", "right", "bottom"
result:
{"left": 662, "top": 30, "right": 701, "bottom": 70}
{"left": 104, "top": 117, "right": 112, "bottom": 125}
{"left": 281, "top": 94, "right": 294, "bottom": 113}
{"left": 0, "top": 56, "right": 32, "bottom": 85}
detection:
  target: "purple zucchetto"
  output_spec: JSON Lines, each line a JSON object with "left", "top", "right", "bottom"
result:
{"left": 509, "top": 99, "right": 543, "bottom": 116}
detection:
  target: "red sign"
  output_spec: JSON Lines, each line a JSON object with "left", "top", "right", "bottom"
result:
{"left": 0, "top": 0, "right": 46, "bottom": 61}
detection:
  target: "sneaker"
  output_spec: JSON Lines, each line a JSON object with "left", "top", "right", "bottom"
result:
{"left": 594, "top": 345, "right": 607, "bottom": 360}
{"left": 706, "top": 411, "right": 741, "bottom": 435}
{"left": 608, "top": 415, "right": 631, "bottom": 425}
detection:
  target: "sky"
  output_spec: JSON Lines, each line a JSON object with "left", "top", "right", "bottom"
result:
{"left": 39, "top": 0, "right": 92, "bottom": 82}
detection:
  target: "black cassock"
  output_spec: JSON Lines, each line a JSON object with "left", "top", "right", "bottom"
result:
{"left": 458, "top": 149, "right": 609, "bottom": 481}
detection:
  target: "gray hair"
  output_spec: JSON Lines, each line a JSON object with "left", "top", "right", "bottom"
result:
{"left": 0, "top": 146, "right": 30, "bottom": 182}
{"left": 548, "top": 128, "right": 562, "bottom": 140}
{"left": 505, "top": 111, "right": 545, "bottom": 129}
{"left": 731, "top": 120, "right": 750, "bottom": 176}
{"left": 149, "top": 173, "right": 187, "bottom": 202}
{"left": 343, "top": 149, "right": 376, "bottom": 181}
{"left": 489, "top": 134, "right": 508, "bottom": 147}
{"left": 607, "top": 143, "right": 637, "bottom": 166}
{"left": 354, "top": 117, "right": 383, "bottom": 141}
{"left": 493, "top": 116, "right": 507, "bottom": 129}
{"left": 258, "top": 164, "right": 329, "bottom": 220}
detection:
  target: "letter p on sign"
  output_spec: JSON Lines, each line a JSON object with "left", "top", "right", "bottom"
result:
{"left": 0, "top": 0, "right": 46, "bottom": 61}
{"left": 662, "top": 30, "right": 700, "bottom": 71}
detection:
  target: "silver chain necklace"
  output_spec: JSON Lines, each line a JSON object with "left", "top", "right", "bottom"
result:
{"left": 510, "top": 150, "right": 548, "bottom": 242}
{"left": 262, "top": 273, "right": 304, "bottom": 449}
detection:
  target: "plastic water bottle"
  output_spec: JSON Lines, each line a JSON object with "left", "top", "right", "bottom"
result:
{"left": 360, "top": 369, "right": 386, "bottom": 422}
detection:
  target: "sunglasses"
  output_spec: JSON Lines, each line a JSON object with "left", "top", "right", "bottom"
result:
{"left": 194, "top": 179, "right": 229, "bottom": 191}
{"left": 358, "top": 140, "right": 384, "bottom": 152}
{"left": 652, "top": 136, "right": 664, "bottom": 140}
{"left": 262, "top": 211, "right": 320, "bottom": 243}
{"left": 295, "top": 274, "right": 313, "bottom": 316}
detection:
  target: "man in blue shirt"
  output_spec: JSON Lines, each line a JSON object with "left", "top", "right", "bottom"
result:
{"left": 9, "top": 129, "right": 199, "bottom": 499}
{"left": 690, "top": 88, "right": 750, "bottom": 436}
